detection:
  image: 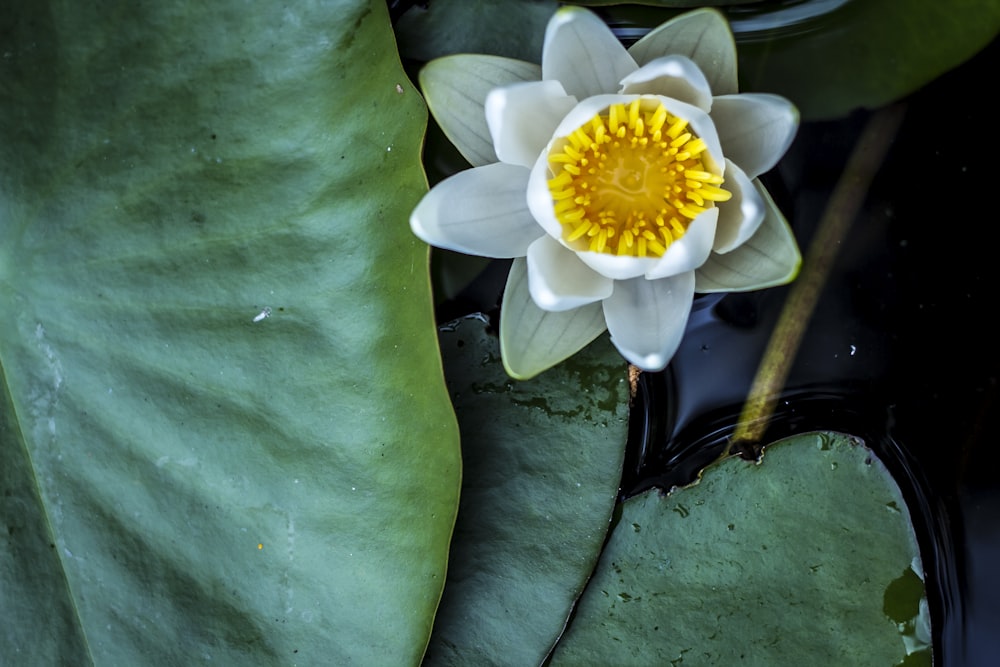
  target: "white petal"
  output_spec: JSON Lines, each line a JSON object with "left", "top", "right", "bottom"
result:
{"left": 485, "top": 80, "right": 577, "bottom": 169}
{"left": 603, "top": 272, "right": 696, "bottom": 371}
{"left": 695, "top": 180, "right": 801, "bottom": 292}
{"left": 542, "top": 7, "right": 637, "bottom": 100}
{"left": 628, "top": 9, "right": 738, "bottom": 96}
{"left": 713, "top": 159, "right": 764, "bottom": 253}
{"left": 526, "top": 235, "right": 613, "bottom": 311}
{"left": 620, "top": 55, "right": 713, "bottom": 111}
{"left": 711, "top": 94, "right": 799, "bottom": 179}
{"left": 500, "top": 257, "right": 608, "bottom": 380}
{"left": 410, "top": 163, "right": 543, "bottom": 258}
{"left": 420, "top": 54, "right": 542, "bottom": 167}
{"left": 644, "top": 207, "right": 718, "bottom": 280}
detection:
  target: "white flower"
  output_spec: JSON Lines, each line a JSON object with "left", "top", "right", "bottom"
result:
{"left": 411, "top": 7, "right": 801, "bottom": 379}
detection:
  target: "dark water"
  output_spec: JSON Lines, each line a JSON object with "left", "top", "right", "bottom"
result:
{"left": 619, "top": 39, "right": 999, "bottom": 667}
{"left": 601, "top": 0, "right": 855, "bottom": 43}
{"left": 403, "top": 1, "right": 998, "bottom": 662}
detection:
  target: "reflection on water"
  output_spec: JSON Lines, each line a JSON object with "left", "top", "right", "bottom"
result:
{"left": 606, "top": 0, "right": 856, "bottom": 43}
{"left": 728, "top": 0, "right": 853, "bottom": 40}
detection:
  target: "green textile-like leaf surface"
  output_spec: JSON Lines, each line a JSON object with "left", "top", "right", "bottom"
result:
{"left": 426, "top": 316, "right": 629, "bottom": 666}
{"left": 550, "top": 431, "right": 930, "bottom": 666}
{"left": 0, "top": 1, "right": 460, "bottom": 664}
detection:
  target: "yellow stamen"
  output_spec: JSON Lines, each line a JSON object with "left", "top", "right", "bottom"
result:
{"left": 665, "top": 118, "right": 688, "bottom": 139}
{"left": 699, "top": 186, "right": 733, "bottom": 202}
{"left": 684, "top": 138, "right": 707, "bottom": 155}
{"left": 609, "top": 103, "right": 624, "bottom": 134}
{"left": 548, "top": 171, "right": 573, "bottom": 188}
{"left": 679, "top": 205, "right": 706, "bottom": 219}
{"left": 593, "top": 229, "right": 608, "bottom": 253}
{"left": 568, "top": 220, "right": 592, "bottom": 241}
{"left": 554, "top": 199, "right": 576, "bottom": 213}
{"left": 670, "top": 133, "right": 692, "bottom": 148}
{"left": 545, "top": 98, "right": 730, "bottom": 258}
{"left": 649, "top": 105, "right": 668, "bottom": 134}
{"left": 684, "top": 170, "right": 715, "bottom": 182}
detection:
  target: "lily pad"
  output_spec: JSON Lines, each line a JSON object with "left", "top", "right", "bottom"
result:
{"left": 549, "top": 431, "right": 930, "bottom": 665}
{"left": 0, "top": 1, "right": 459, "bottom": 664}
{"left": 427, "top": 316, "right": 629, "bottom": 666}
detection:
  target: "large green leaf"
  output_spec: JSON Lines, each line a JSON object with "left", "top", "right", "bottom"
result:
{"left": 550, "top": 432, "right": 930, "bottom": 665}
{"left": 0, "top": 1, "right": 460, "bottom": 664}
{"left": 426, "top": 316, "right": 629, "bottom": 665}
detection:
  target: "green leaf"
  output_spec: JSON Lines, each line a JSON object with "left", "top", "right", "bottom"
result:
{"left": 550, "top": 431, "right": 931, "bottom": 666}
{"left": 0, "top": 1, "right": 460, "bottom": 664}
{"left": 420, "top": 55, "right": 542, "bottom": 168}
{"left": 427, "top": 315, "right": 629, "bottom": 665}
{"left": 627, "top": 7, "right": 738, "bottom": 96}
{"left": 0, "top": 365, "right": 90, "bottom": 663}
{"left": 694, "top": 180, "right": 802, "bottom": 292}
{"left": 499, "top": 259, "right": 608, "bottom": 380}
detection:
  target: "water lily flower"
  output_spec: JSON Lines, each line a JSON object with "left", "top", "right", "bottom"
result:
{"left": 411, "top": 7, "right": 801, "bottom": 379}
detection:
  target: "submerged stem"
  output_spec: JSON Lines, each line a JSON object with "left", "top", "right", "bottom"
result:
{"left": 732, "top": 104, "right": 907, "bottom": 450}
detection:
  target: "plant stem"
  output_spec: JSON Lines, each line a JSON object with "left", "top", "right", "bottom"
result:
{"left": 732, "top": 103, "right": 907, "bottom": 450}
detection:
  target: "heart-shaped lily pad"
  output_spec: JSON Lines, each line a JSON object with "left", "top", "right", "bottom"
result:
{"left": 549, "top": 431, "right": 930, "bottom": 665}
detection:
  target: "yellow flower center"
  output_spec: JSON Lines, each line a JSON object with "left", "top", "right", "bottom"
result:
{"left": 546, "top": 99, "right": 731, "bottom": 258}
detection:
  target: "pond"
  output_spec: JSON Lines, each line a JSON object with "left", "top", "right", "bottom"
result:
{"left": 626, "top": 33, "right": 999, "bottom": 667}
{"left": 407, "top": 3, "right": 998, "bottom": 665}
{"left": 1, "top": 1, "right": 994, "bottom": 663}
